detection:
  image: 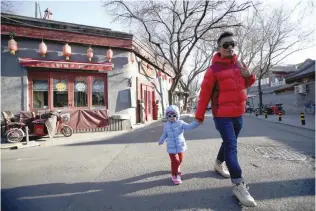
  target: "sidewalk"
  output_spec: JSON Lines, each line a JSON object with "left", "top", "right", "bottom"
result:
{"left": 1, "top": 114, "right": 192, "bottom": 149}
{"left": 245, "top": 113, "right": 315, "bottom": 131}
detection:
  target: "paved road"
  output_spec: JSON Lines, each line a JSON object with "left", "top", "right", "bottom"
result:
{"left": 1, "top": 115, "right": 315, "bottom": 211}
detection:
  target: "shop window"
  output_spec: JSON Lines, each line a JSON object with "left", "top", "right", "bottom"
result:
{"left": 33, "top": 80, "right": 48, "bottom": 108}
{"left": 74, "top": 76, "right": 88, "bottom": 107}
{"left": 53, "top": 78, "right": 68, "bottom": 108}
{"left": 92, "top": 76, "right": 105, "bottom": 106}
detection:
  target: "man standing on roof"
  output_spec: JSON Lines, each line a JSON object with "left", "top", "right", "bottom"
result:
{"left": 195, "top": 31, "right": 257, "bottom": 207}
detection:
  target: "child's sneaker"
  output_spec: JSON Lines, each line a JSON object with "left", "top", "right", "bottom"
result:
{"left": 171, "top": 175, "right": 182, "bottom": 185}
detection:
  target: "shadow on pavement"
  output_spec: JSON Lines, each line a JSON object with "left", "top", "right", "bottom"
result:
{"left": 63, "top": 116, "right": 315, "bottom": 158}
{"left": 2, "top": 170, "right": 314, "bottom": 211}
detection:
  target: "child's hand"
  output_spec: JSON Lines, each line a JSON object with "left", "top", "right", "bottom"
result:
{"left": 195, "top": 118, "right": 202, "bottom": 124}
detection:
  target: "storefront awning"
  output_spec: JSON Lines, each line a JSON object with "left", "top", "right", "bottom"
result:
{"left": 18, "top": 58, "right": 113, "bottom": 71}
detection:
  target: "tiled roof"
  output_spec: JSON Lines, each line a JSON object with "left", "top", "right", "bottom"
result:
{"left": 1, "top": 12, "right": 133, "bottom": 40}
{"left": 286, "top": 60, "right": 315, "bottom": 81}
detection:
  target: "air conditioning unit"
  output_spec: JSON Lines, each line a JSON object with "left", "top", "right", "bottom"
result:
{"left": 294, "top": 84, "right": 307, "bottom": 94}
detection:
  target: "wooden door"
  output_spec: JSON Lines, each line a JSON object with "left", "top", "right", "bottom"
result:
{"left": 141, "top": 84, "right": 155, "bottom": 121}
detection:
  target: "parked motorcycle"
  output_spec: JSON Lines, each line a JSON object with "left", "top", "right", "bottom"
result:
{"left": 4, "top": 110, "right": 73, "bottom": 143}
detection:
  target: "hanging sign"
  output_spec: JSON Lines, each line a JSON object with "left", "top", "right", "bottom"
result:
{"left": 56, "top": 82, "right": 67, "bottom": 91}
{"left": 75, "top": 82, "right": 87, "bottom": 92}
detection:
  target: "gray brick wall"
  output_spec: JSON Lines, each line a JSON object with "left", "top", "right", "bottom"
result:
{"left": 249, "top": 82, "right": 315, "bottom": 114}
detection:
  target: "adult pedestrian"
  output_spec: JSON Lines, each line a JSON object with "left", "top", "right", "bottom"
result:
{"left": 195, "top": 31, "right": 257, "bottom": 207}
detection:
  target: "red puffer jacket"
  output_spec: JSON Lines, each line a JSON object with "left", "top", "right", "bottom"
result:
{"left": 195, "top": 53, "right": 256, "bottom": 121}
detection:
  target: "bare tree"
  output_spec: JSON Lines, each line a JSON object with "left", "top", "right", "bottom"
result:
{"left": 180, "top": 39, "right": 216, "bottom": 110}
{"left": 246, "top": 4, "right": 314, "bottom": 112}
{"left": 1, "top": 1, "right": 19, "bottom": 13}
{"left": 103, "top": 0, "right": 252, "bottom": 105}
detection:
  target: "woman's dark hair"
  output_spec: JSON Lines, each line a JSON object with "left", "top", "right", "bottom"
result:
{"left": 217, "top": 31, "right": 234, "bottom": 46}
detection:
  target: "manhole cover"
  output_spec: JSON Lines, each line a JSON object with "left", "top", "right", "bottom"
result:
{"left": 255, "top": 147, "right": 306, "bottom": 161}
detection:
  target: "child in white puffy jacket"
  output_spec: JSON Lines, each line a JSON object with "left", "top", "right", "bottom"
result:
{"left": 158, "top": 105, "right": 200, "bottom": 185}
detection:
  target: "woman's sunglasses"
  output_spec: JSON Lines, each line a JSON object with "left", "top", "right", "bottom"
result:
{"left": 167, "top": 113, "right": 177, "bottom": 118}
{"left": 220, "top": 42, "right": 235, "bottom": 49}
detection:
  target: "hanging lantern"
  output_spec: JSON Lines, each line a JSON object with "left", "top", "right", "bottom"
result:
{"left": 8, "top": 36, "right": 18, "bottom": 55}
{"left": 106, "top": 48, "right": 113, "bottom": 62}
{"left": 130, "top": 52, "right": 135, "bottom": 63}
{"left": 157, "top": 71, "right": 162, "bottom": 78}
{"left": 63, "top": 43, "right": 71, "bottom": 60}
{"left": 87, "top": 46, "right": 93, "bottom": 62}
{"left": 39, "top": 40, "right": 48, "bottom": 57}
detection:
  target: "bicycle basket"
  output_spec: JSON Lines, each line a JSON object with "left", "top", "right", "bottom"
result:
{"left": 60, "top": 113, "right": 70, "bottom": 123}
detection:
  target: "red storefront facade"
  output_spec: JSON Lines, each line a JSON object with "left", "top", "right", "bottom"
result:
{"left": 1, "top": 13, "right": 174, "bottom": 131}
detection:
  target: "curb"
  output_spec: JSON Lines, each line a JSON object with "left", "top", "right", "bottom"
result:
{"left": 245, "top": 114, "right": 315, "bottom": 131}
{"left": 1, "top": 142, "right": 24, "bottom": 150}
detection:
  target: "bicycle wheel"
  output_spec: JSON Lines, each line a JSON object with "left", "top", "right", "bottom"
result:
{"left": 61, "top": 125, "right": 73, "bottom": 137}
{"left": 254, "top": 108, "right": 260, "bottom": 114}
{"left": 6, "top": 128, "right": 25, "bottom": 143}
{"left": 305, "top": 107, "right": 314, "bottom": 114}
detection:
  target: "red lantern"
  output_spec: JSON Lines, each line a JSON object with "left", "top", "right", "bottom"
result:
{"left": 87, "top": 47, "right": 93, "bottom": 62}
{"left": 8, "top": 37, "right": 17, "bottom": 55}
{"left": 157, "top": 71, "right": 162, "bottom": 78}
{"left": 39, "top": 40, "right": 47, "bottom": 57}
{"left": 130, "top": 52, "right": 135, "bottom": 63}
{"left": 63, "top": 43, "right": 71, "bottom": 60}
{"left": 107, "top": 48, "right": 113, "bottom": 62}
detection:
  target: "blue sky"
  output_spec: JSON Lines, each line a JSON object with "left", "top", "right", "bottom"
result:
{"left": 12, "top": 1, "right": 128, "bottom": 32}
{"left": 7, "top": 0, "right": 316, "bottom": 65}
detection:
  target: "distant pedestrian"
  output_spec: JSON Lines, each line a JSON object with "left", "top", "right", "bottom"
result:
{"left": 158, "top": 105, "right": 200, "bottom": 185}
{"left": 195, "top": 31, "right": 257, "bottom": 207}
{"left": 140, "top": 98, "right": 145, "bottom": 124}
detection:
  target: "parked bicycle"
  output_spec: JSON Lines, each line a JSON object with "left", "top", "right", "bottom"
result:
{"left": 254, "top": 104, "right": 269, "bottom": 114}
{"left": 305, "top": 101, "right": 315, "bottom": 114}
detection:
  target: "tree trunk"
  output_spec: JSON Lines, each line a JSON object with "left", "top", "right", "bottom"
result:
{"left": 168, "top": 75, "right": 181, "bottom": 105}
{"left": 168, "top": 90, "right": 173, "bottom": 105}
{"left": 183, "top": 94, "right": 188, "bottom": 112}
{"left": 258, "top": 78, "right": 263, "bottom": 114}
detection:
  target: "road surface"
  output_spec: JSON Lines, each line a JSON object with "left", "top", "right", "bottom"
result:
{"left": 1, "top": 115, "right": 315, "bottom": 211}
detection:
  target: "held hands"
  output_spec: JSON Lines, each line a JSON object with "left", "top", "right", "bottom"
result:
{"left": 236, "top": 60, "right": 252, "bottom": 78}
{"left": 195, "top": 118, "right": 202, "bottom": 124}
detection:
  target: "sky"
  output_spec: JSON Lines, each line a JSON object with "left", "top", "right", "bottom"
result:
{"left": 3, "top": 0, "right": 316, "bottom": 66}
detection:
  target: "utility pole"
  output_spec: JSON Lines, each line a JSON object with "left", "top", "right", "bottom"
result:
{"left": 35, "top": 1, "right": 38, "bottom": 18}
{"left": 35, "top": 1, "right": 42, "bottom": 19}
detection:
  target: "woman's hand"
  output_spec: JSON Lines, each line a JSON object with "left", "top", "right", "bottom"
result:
{"left": 195, "top": 118, "right": 202, "bottom": 124}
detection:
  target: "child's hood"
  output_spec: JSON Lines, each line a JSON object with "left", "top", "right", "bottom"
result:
{"left": 165, "top": 105, "right": 180, "bottom": 121}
